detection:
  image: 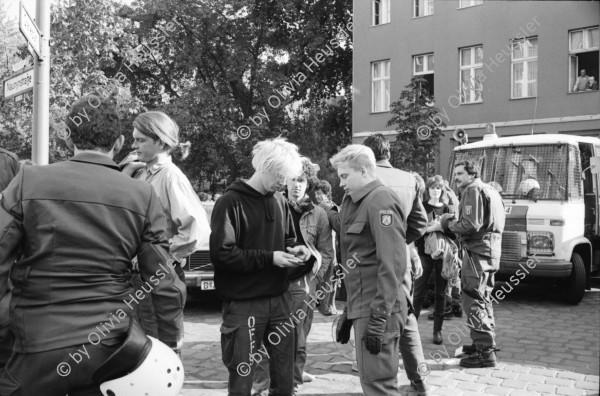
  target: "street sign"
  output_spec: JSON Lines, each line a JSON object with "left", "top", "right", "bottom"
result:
{"left": 2, "top": 67, "right": 34, "bottom": 100}
{"left": 12, "top": 59, "right": 30, "bottom": 72}
{"left": 19, "top": 3, "right": 42, "bottom": 58}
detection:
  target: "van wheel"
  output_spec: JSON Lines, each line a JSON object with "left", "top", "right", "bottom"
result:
{"left": 564, "top": 253, "right": 586, "bottom": 304}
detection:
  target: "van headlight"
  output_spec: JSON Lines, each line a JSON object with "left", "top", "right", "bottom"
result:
{"left": 527, "top": 232, "right": 554, "bottom": 255}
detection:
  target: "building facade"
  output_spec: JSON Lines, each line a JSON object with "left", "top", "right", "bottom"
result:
{"left": 353, "top": 0, "right": 600, "bottom": 176}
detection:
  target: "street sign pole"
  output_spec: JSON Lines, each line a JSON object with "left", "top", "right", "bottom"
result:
{"left": 31, "top": 0, "right": 50, "bottom": 165}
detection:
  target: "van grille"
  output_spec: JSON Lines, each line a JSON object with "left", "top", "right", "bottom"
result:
{"left": 501, "top": 231, "right": 524, "bottom": 261}
{"left": 187, "top": 250, "right": 214, "bottom": 271}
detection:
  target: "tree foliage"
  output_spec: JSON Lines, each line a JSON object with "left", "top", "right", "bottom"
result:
{"left": 0, "top": 0, "right": 352, "bottom": 190}
{"left": 387, "top": 76, "right": 445, "bottom": 178}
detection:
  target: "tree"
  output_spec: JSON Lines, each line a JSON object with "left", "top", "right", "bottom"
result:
{"left": 387, "top": 76, "right": 446, "bottom": 177}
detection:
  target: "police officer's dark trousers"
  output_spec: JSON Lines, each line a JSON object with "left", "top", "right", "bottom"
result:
{"left": 461, "top": 248, "right": 498, "bottom": 348}
{"left": 355, "top": 312, "right": 404, "bottom": 395}
{"left": 220, "top": 290, "right": 295, "bottom": 396}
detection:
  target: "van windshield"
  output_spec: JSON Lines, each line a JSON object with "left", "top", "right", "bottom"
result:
{"left": 451, "top": 144, "right": 573, "bottom": 200}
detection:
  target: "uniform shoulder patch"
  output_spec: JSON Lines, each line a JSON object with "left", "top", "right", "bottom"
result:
{"left": 465, "top": 205, "right": 472, "bottom": 215}
{"left": 380, "top": 210, "right": 393, "bottom": 227}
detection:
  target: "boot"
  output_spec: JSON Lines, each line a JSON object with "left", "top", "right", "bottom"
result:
{"left": 410, "top": 379, "right": 430, "bottom": 396}
{"left": 433, "top": 330, "right": 443, "bottom": 345}
{"left": 459, "top": 347, "right": 497, "bottom": 368}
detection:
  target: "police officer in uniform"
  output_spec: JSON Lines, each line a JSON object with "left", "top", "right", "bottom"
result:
{"left": 362, "top": 134, "right": 429, "bottom": 395}
{"left": 329, "top": 145, "right": 423, "bottom": 395}
{"left": 440, "top": 160, "right": 505, "bottom": 368}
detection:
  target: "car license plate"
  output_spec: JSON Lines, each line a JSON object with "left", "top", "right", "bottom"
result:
{"left": 199, "top": 280, "right": 215, "bottom": 290}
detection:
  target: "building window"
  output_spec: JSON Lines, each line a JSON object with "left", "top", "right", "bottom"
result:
{"left": 372, "top": 60, "right": 390, "bottom": 112}
{"left": 414, "top": 0, "right": 433, "bottom": 17}
{"left": 413, "top": 53, "right": 434, "bottom": 96}
{"left": 569, "top": 27, "right": 599, "bottom": 93}
{"left": 511, "top": 37, "right": 538, "bottom": 98}
{"left": 373, "top": 0, "right": 390, "bottom": 26}
{"left": 459, "top": 46, "right": 483, "bottom": 104}
{"left": 459, "top": 0, "right": 483, "bottom": 8}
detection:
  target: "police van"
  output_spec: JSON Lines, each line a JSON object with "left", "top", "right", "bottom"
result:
{"left": 449, "top": 132, "right": 600, "bottom": 304}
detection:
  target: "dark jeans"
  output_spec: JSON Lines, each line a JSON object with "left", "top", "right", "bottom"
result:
{"left": 221, "top": 291, "right": 295, "bottom": 396}
{"left": 0, "top": 338, "right": 122, "bottom": 396}
{"left": 253, "top": 278, "right": 314, "bottom": 392}
{"left": 413, "top": 254, "right": 448, "bottom": 332}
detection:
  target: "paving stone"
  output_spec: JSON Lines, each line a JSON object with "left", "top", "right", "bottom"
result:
{"left": 526, "top": 382, "right": 557, "bottom": 394}
{"left": 454, "top": 380, "right": 486, "bottom": 391}
{"left": 555, "top": 386, "right": 587, "bottom": 395}
{"left": 504, "top": 365, "right": 532, "bottom": 374}
{"left": 556, "top": 371, "right": 586, "bottom": 381}
{"left": 545, "top": 377, "right": 575, "bottom": 387}
{"left": 483, "top": 385, "right": 512, "bottom": 395}
{"left": 516, "top": 373, "right": 549, "bottom": 383}
{"left": 491, "top": 371, "right": 520, "bottom": 380}
{"left": 574, "top": 380, "right": 600, "bottom": 391}
{"left": 501, "top": 379, "right": 528, "bottom": 389}
{"left": 529, "top": 368, "right": 557, "bottom": 377}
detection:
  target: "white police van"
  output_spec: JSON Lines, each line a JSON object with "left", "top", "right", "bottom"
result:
{"left": 449, "top": 133, "right": 600, "bottom": 304}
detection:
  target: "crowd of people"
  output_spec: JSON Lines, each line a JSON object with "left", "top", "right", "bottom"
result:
{"left": 0, "top": 94, "right": 506, "bottom": 396}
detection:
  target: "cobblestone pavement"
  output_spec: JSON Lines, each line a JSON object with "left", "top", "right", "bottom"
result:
{"left": 180, "top": 281, "right": 600, "bottom": 396}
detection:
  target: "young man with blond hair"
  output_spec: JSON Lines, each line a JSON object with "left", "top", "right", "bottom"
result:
{"left": 210, "top": 137, "right": 313, "bottom": 396}
{"left": 329, "top": 145, "right": 423, "bottom": 395}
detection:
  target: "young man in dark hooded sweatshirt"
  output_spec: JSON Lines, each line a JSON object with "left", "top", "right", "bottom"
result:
{"left": 210, "top": 137, "right": 313, "bottom": 396}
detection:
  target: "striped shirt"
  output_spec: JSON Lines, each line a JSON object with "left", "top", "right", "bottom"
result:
{"left": 135, "top": 155, "right": 210, "bottom": 260}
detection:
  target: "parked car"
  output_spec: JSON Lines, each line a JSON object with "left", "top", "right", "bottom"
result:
{"left": 184, "top": 202, "right": 215, "bottom": 292}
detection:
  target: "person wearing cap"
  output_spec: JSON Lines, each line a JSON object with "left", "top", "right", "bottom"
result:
{"left": 0, "top": 95, "right": 185, "bottom": 395}
{"left": 128, "top": 111, "right": 210, "bottom": 339}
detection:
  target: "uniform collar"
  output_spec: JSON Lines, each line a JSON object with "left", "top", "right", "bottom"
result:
{"left": 69, "top": 152, "right": 120, "bottom": 171}
{"left": 349, "top": 179, "right": 383, "bottom": 203}
{"left": 376, "top": 159, "right": 393, "bottom": 168}
{"left": 146, "top": 155, "right": 172, "bottom": 175}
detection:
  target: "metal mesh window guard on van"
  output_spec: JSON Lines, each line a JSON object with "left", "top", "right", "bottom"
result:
{"left": 451, "top": 144, "right": 571, "bottom": 201}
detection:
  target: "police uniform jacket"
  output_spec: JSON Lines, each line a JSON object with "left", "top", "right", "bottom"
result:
{"left": 445, "top": 178, "right": 505, "bottom": 259}
{"left": 374, "top": 160, "right": 427, "bottom": 306}
{"left": 0, "top": 152, "right": 185, "bottom": 353}
{"left": 329, "top": 179, "right": 411, "bottom": 321}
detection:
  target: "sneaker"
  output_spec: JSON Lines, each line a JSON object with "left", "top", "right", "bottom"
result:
{"left": 351, "top": 360, "right": 358, "bottom": 372}
{"left": 410, "top": 379, "right": 430, "bottom": 396}
{"left": 459, "top": 348, "right": 497, "bottom": 368}
{"left": 433, "top": 330, "right": 443, "bottom": 345}
{"left": 302, "top": 372, "right": 314, "bottom": 383}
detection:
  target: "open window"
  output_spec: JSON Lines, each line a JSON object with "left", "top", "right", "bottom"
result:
{"left": 569, "top": 27, "right": 599, "bottom": 93}
{"left": 413, "top": 53, "right": 434, "bottom": 97}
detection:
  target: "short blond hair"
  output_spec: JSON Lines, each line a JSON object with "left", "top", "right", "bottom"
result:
{"left": 330, "top": 145, "right": 376, "bottom": 173}
{"left": 252, "top": 137, "right": 302, "bottom": 179}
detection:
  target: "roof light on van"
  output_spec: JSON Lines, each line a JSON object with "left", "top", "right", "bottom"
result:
{"left": 483, "top": 123, "right": 498, "bottom": 140}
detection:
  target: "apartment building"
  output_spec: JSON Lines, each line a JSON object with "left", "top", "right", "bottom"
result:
{"left": 353, "top": 0, "right": 600, "bottom": 175}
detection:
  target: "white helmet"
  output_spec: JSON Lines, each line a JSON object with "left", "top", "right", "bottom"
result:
{"left": 99, "top": 336, "right": 184, "bottom": 396}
